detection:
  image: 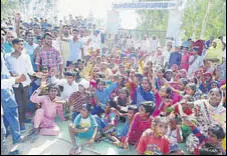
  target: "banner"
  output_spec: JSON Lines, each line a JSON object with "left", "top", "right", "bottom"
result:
{"left": 113, "top": 1, "right": 177, "bottom": 10}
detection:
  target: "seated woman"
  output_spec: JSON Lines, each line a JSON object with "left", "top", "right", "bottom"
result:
{"left": 68, "top": 104, "right": 98, "bottom": 155}
{"left": 30, "top": 84, "right": 65, "bottom": 137}
{"left": 194, "top": 88, "right": 226, "bottom": 135}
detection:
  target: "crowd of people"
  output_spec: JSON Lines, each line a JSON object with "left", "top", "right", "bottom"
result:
{"left": 1, "top": 13, "right": 226, "bottom": 155}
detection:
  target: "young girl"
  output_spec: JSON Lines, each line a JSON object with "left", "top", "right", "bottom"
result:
{"left": 30, "top": 84, "right": 65, "bottom": 137}
{"left": 132, "top": 77, "right": 156, "bottom": 107}
{"left": 68, "top": 104, "right": 98, "bottom": 155}
{"left": 136, "top": 116, "right": 170, "bottom": 155}
{"left": 124, "top": 101, "right": 156, "bottom": 148}
{"left": 109, "top": 88, "right": 130, "bottom": 115}
{"left": 152, "top": 86, "right": 172, "bottom": 117}
{"left": 166, "top": 114, "right": 184, "bottom": 155}
{"left": 154, "top": 68, "right": 165, "bottom": 90}
{"left": 126, "top": 70, "right": 142, "bottom": 101}
{"left": 185, "top": 83, "right": 202, "bottom": 100}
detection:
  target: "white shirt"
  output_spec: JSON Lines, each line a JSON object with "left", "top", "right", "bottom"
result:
{"left": 91, "top": 35, "right": 101, "bottom": 50}
{"left": 55, "top": 79, "right": 79, "bottom": 100}
{"left": 80, "top": 37, "right": 90, "bottom": 56}
{"left": 163, "top": 49, "right": 171, "bottom": 66}
{"left": 5, "top": 52, "right": 34, "bottom": 88}
{"left": 150, "top": 39, "right": 160, "bottom": 52}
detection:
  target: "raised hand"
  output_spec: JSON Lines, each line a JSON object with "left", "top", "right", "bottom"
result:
{"left": 15, "top": 74, "right": 26, "bottom": 83}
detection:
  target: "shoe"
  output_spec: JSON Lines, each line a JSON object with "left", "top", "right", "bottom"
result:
{"left": 75, "top": 146, "right": 82, "bottom": 154}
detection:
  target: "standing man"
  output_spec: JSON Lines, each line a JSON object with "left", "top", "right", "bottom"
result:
{"left": 5, "top": 38, "right": 35, "bottom": 131}
{"left": 24, "top": 31, "right": 38, "bottom": 71}
{"left": 168, "top": 46, "right": 182, "bottom": 69}
{"left": 60, "top": 22, "right": 84, "bottom": 66}
{"left": 35, "top": 32, "right": 63, "bottom": 78}
{"left": 1, "top": 35, "right": 26, "bottom": 149}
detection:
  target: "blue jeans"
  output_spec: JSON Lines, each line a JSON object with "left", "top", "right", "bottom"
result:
{"left": 28, "top": 80, "right": 40, "bottom": 112}
{"left": 3, "top": 107, "right": 21, "bottom": 144}
{"left": 1, "top": 117, "right": 8, "bottom": 155}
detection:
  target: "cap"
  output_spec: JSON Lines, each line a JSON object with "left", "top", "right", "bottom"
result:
{"left": 78, "top": 79, "right": 90, "bottom": 89}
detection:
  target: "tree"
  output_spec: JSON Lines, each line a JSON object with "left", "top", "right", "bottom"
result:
{"left": 181, "top": 0, "right": 226, "bottom": 40}
{"left": 136, "top": 0, "right": 168, "bottom": 31}
{"left": 1, "top": 0, "right": 20, "bottom": 19}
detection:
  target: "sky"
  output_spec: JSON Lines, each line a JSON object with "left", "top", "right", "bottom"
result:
{"left": 57, "top": 0, "right": 138, "bottom": 29}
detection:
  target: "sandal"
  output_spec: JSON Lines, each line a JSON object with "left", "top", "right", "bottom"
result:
{"left": 69, "top": 145, "right": 79, "bottom": 155}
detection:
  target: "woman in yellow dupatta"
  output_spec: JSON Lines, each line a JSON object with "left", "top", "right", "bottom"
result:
{"left": 205, "top": 39, "right": 224, "bottom": 65}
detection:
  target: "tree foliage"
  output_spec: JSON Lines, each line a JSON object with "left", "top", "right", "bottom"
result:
{"left": 181, "top": 0, "right": 226, "bottom": 40}
{"left": 1, "top": 0, "right": 19, "bottom": 19}
{"left": 136, "top": 0, "right": 168, "bottom": 31}
{"left": 136, "top": 0, "right": 226, "bottom": 40}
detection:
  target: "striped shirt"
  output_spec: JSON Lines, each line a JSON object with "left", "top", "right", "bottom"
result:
{"left": 68, "top": 91, "right": 91, "bottom": 112}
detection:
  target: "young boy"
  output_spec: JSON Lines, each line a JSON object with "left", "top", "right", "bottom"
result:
{"left": 112, "top": 105, "right": 138, "bottom": 148}
{"left": 68, "top": 104, "right": 98, "bottom": 155}
{"left": 67, "top": 79, "right": 91, "bottom": 121}
{"left": 136, "top": 116, "right": 170, "bottom": 155}
{"left": 52, "top": 71, "right": 79, "bottom": 119}
{"left": 199, "top": 143, "right": 222, "bottom": 155}
{"left": 95, "top": 102, "right": 118, "bottom": 142}
{"left": 183, "top": 120, "right": 226, "bottom": 155}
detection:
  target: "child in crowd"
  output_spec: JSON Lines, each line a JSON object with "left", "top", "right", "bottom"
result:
{"left": 92, "top": 79, "right": 118, "bottom": 115}
{"left": 68, "top": 104, "right": 98, "bottom": 155}
{"left": 183, "top": 120, "right": 226, "bottom": 155}
{"left": 52, "top": 71, "right": 79, "bottom": 119}
{"left": 154, "top": 68, "right": 165, "bottom": 90}
{"left": 109, "top": 88, "right": 131, "bottom": 116}
{"left": 95, "top": 102, "right": 118, "bottom": 142}
{"left": 67, "top": 79, "right": 91, "bottom": 121}
{"left": 132, "top": 77, "right": 155, "bottom": 108}
{"left": 167, "top": 114, "right": 184, "bottom": 155}
{"left": 152, "top": 86, "right": 172, "bottom": 117}
{"left": 136, "top": 116, "right": 170, "bottom": 155}
{"left": 124, "top": 101, "right": 156, "bottom": 148}
{"left": 113, "top": 105, "right": 138, "bottom": 147}
{"left": 198, "top": 143, "right": 222, "bottom": 155}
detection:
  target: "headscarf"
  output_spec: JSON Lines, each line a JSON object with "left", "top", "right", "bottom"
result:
{"left": 192, "top": 40, "right": 205, "bottom": 55}
{"left": 207, "top": 88, "right": 225, "bottom": 113}
{"left": 205, "top": 39, "right": 223, "bottom": 64}
{"left": 208, "top": 80, "right": 220, "bottom": 91}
